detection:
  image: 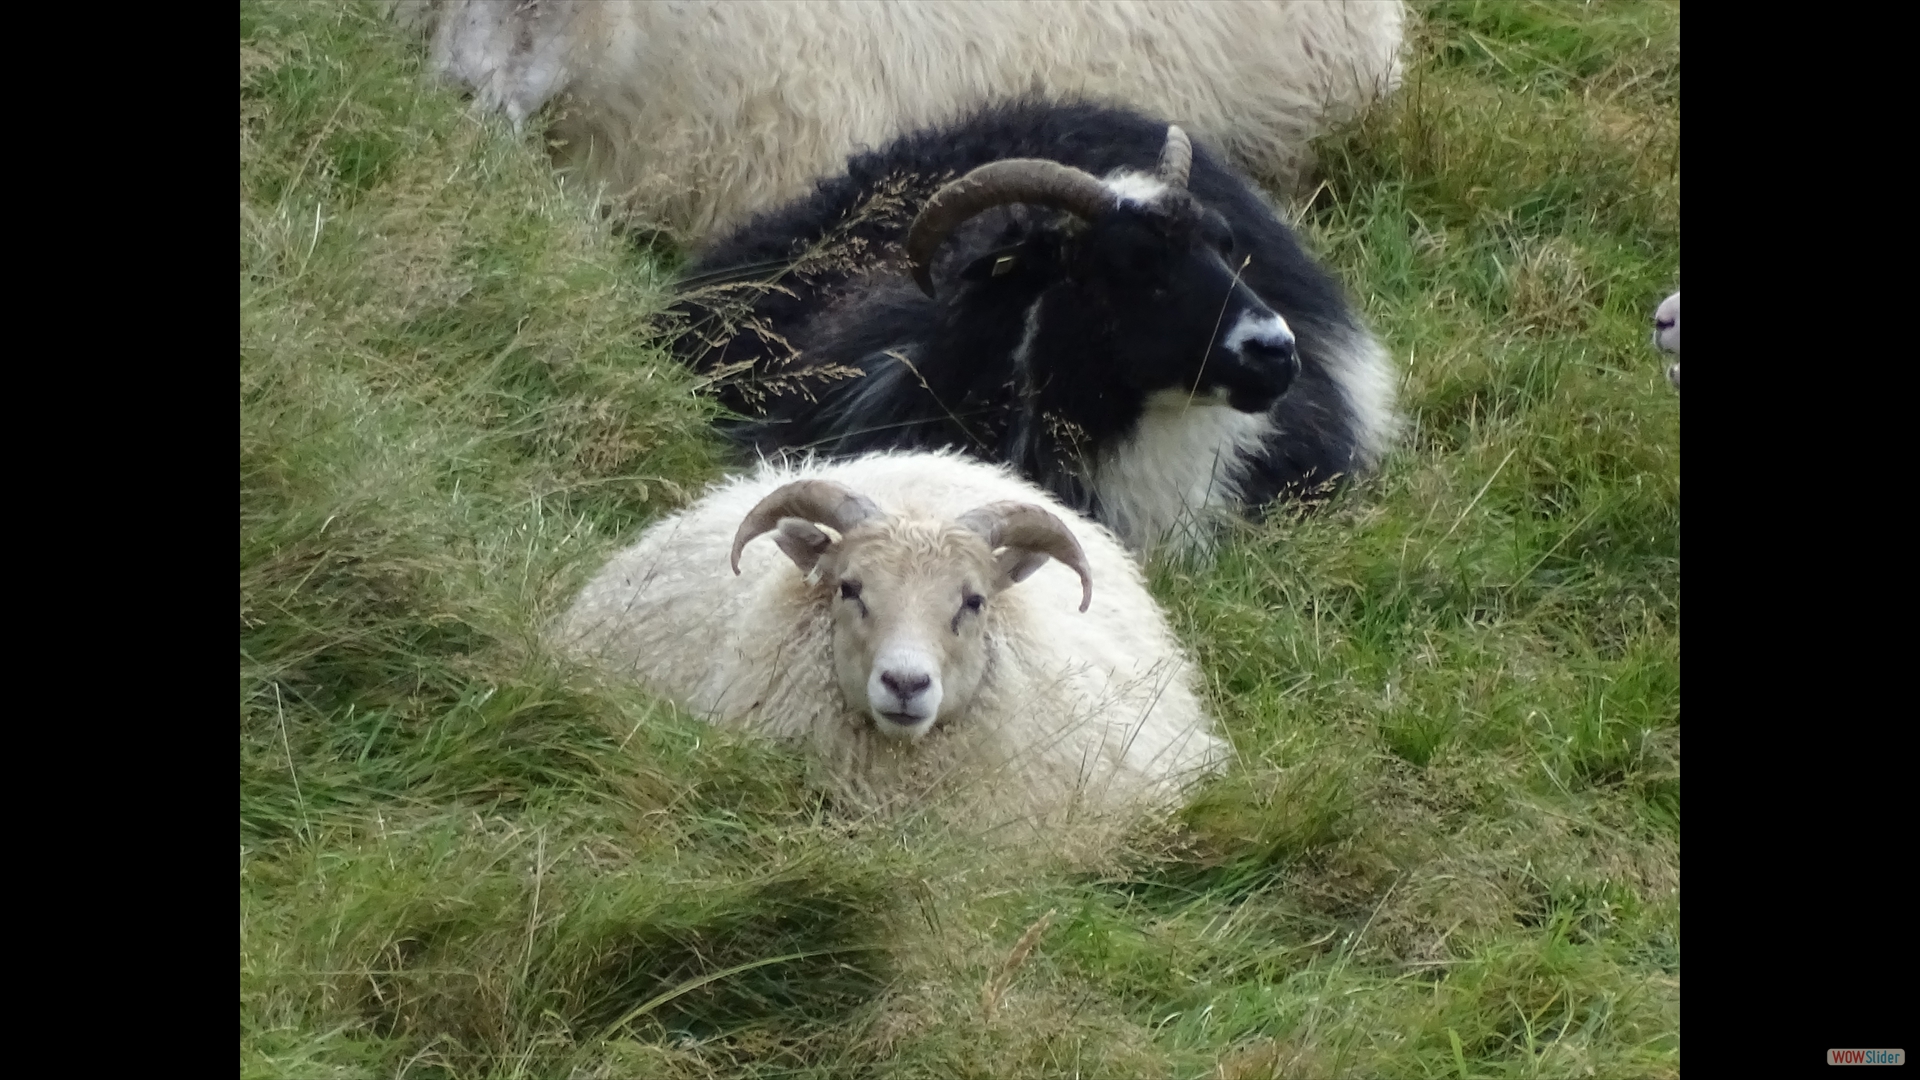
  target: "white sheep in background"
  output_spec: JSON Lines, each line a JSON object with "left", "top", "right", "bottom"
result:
{"left": 388, "top": 0, "right": 1407, "bottom": 241}
{"left": 1654, "top": 291, "right": 1679, "bottom": 390}
{"left": 553, "top": 451, "right": 1227, "bottom": 829}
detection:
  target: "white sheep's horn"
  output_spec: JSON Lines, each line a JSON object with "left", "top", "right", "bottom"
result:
{"left": 730, "top": 480, "right": 882, "bottom": 574}
{"left": 957, "top": 501, "right": 1094, "bottom": 612}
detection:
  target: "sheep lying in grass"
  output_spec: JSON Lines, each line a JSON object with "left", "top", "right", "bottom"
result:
{"left": 673, "top": 104, "right": 1397, "bottom": 558}
{"left": 1654, "top": 291, "right": 1679, "bottom": 390}
{"left": 553, "top": 452, "right": 1227, "bottom": 826}
{"left": 388, "top": 0, "right": 1406, "bottom": 241}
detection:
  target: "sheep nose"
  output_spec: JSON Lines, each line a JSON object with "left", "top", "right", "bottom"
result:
{"left": 1236, "top": 334, "right": 1299, "bottom": 401}
{"left": 1239, "top": 332, "right": 1298, "bottom": 377}
{"left": 1223, "top": 311, "right": 1298, "bottom": 382}
{"left": 881, "top": 670, "right": 932, "bottom": 700}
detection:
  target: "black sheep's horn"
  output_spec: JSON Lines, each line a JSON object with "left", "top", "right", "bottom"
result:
{"left": 905, "top": 159, "right": 1114, "bottom": 297}
{"left": 1157, "top": 125, "right": 1191, "bottom": 190}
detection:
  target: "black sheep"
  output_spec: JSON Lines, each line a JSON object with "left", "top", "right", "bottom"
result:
{"left": 671, "top": 100, "right": 1397, "bottom": 554}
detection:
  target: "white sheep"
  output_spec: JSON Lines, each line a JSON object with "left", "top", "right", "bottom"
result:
{"left": 1654, "top": 291, "right": 1679, "bottom": 390}
{"left": 552, "top": 451, "right": 1227, "bottom": 829}
{"left": 388, "top": 0, "right": 1407, "bottom": 241}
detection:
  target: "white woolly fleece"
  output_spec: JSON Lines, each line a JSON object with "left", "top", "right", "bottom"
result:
{"left": 390, "top": 0, "right": 1406, "bottom": 240}
{"left": 552, "top": 451, "right": 1228, "bottom": 832}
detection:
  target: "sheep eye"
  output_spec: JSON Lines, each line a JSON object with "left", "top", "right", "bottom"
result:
{"left": 951, "top": 591, "right": 985, "bottom": 634}
{"left": 839, "top": 580, "right": 862, "bottom": 602}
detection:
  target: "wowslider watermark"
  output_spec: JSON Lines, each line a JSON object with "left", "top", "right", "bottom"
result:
{"left": 1829, "top": 1049, "right": 1905, "bottom": 1066}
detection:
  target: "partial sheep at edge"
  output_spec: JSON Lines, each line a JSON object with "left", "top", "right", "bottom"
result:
{"left": 387, "top": 0, "right": 1406, "bottom": 242}
{"left": 1654, "top": 291, "right": 1679, "bottom": 390}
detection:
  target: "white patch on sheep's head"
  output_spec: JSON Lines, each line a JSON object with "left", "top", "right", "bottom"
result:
{"left": 732, "top": 482, "right": 1094, "bottom": 740}
{"left": 1102, "top": 171, "right": 1171, "bottom": 209}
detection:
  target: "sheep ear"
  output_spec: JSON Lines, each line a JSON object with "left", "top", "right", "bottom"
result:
{"left": 772, "top": 518, "right": 835, "bottom": 573}
{"left": 996, "top": 548, "right": 1051, "bottom": 586}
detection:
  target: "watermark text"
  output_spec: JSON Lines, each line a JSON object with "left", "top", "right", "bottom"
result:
{"left": 1829, "top": 1049, "right": 1905, "bottom": 1066}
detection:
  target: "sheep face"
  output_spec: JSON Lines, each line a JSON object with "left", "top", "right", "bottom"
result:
{"left": 1083, "top": 194, "right": 1299, "bottom": 413}
{"left": 806, "top": 521, "right": 1002, "bottom": 740}
{"left": 966, "top": 188, "right": 1301, "bottom": 415}
{"left": 737, "top": 480, "right": 1096, "bottom": 740}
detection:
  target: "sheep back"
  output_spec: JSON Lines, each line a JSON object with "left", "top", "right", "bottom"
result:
{"left": 393, "top": 0, "right": 1405, "bottom": 241}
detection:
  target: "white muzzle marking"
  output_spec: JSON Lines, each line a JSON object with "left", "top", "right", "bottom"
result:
{"left": 1223, "top": 311, "right": 1295, "bottom": 357}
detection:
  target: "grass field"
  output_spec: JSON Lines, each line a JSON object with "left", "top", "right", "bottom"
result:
{"left": 240, "top": 2, "right": 1680, "bottom": 1076}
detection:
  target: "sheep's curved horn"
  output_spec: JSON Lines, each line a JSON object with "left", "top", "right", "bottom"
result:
{"left": 957, "top": 501, "right": 1095, "bottom": 612}
{"left": 906, "top": 159, "right": 1115, "bottom": 297}
{"left": 731, "top": 480, "right": 882, "bottom": 574}
{"left": 1156, "top": 125, "right": 1192, "bottom": 190}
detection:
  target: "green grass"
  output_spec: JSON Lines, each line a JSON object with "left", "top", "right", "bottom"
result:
{"left": 240, "top": 2, "right": 1680, "bottom": 1076}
